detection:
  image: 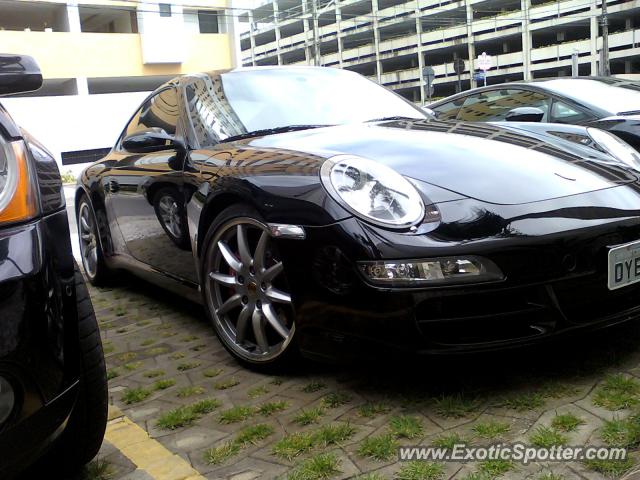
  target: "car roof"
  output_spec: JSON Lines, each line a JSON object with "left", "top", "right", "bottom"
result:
{"left": 429, "top": 76, "right": 640, "bottom": 116}
{"left": 159, "top": 65, "right": 345, "bottom": 91}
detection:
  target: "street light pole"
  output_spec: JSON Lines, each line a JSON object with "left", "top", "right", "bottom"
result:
{"left": 600, "top": 0, "right": 610, "bottom": 76}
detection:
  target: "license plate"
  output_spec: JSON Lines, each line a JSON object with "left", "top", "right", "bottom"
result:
{"left": 608, "top": 240, "right": 640, "bottom": 290}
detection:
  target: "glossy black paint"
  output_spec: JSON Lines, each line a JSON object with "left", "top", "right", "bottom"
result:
{"left": 0, "top": 54, "right": 42, "bottom": 96}
{"left": 428, "top": 77, "right": 640, "bottom": 150}
{"left": 0, "top": 103, "right": 82, "bottom": 477}
{"left": 79, "top": 67, "right": 640, "bottom": 360}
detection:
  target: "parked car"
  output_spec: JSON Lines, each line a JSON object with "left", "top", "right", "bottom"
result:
{"left": 428, "top": 77, "right": 640, "bottom": 150}
{"left": 0, "top": 54, "right": 107, "bottom": 478}
{"left": 78, "top": 66, "right": 640, "bottom": 369}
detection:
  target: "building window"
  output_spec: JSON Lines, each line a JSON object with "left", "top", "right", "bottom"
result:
{"left": 159, "top": 3, "right": 172, "bottom": 17}
{"left": 198, "top": 10, "right": 220, "bottom": 33}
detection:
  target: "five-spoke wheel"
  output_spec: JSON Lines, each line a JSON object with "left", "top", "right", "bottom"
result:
{"left": 203, "top": 210, "right": 296, "bottom": 365}
{"left": 77, "top": 198, "right": 109, "bottom": 285}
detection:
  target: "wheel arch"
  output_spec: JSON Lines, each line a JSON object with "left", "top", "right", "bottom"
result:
{"left": 196, "top": 191, "right": 259, "bottom": 258}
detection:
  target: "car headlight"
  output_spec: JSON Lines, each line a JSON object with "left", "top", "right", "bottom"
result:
{"left": 320, "top": 155, "right": 425, "bottom": 228}
{"left": 0, "top": 140, "right": 38, "bottom": 225}
{"left": 587, "top": 127, "right": 640, "bottom": 170}
{"left": 359, "top": 256, "right": 504, "bottom": 286}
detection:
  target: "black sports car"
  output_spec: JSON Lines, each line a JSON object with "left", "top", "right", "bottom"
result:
{"left": 78, "top": 66, "right": 640, "bottom": 368}
{"left": 427, "top": 77, "right": 640, "bottom": 150}
{"left": 0, "top": 55, "right": 107, "bottom": 478}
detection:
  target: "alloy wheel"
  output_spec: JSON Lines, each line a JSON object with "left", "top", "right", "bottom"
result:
{"left": 204, "top": 218, "right": 295, "bottom": 363}
{"left": 158, "top": 195, "right": 182, "bottom": 239}
{"left": 79, "top": 202, "right": 98, "bottom": 279}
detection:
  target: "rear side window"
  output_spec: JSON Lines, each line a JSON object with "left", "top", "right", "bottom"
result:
{"left": 431, "top": 99, "right": 465, "bottom": 120}
{"left": 457, "top": 89, "right": 550, "bottom": 122}
{"left": 121, "top": 88, "right": 180, "bottom": 142}
{"left": 550, "top": 100, "right": 593, "bottom": 124}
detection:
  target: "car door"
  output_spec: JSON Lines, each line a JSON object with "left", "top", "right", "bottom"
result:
{"left": 107, "top": 87, "right": 197, "bottom": 283}
{"left": 455, "top": 88, "right": 551, "bottom": 122}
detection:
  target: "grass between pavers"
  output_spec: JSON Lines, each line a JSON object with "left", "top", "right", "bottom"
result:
{"left": 302, "top": 381, "right": 327, "bottom": 393}
{"left": 322, "top": 392, "right": 353, "bottom": 408}
{"left": 177, "top": 385, "right": 205, "bottom": 398}
{"left": 272, "top": 423, "right": 358, "bottom": 460}
{"left": 358, "top": 402, "right": 392, "bottom": 418}
{"left": 204, "top": 441, "right": 241, "bottom": 465}
{"left": 395, "top": 461, "right": 445, "bottom": 480}
{"left": 497, "top": 392, "right": 545, "bottom": 412}
{"left": 154, "top": 378, "right": 176, "bottom": 390}
{"left": 529, "top": 426, "right": 568, "bottom": 449}
{"left": 214, "top": 377, "right": 240, "bottom": 390}
{"left": 431, "top": 432, "right": 469, "bottom": 449}
{"left": 354, "top": 474, "right": 385, "bottom": 480}
{"left": 219, "top": 405, "right": 255, "bottom": 424}
{"left": 593, "top": 374, "right": 640, "bottom": 410}
{"left": 357, "top": 433, "right": 398, "bottom": 461}
{"left": 106, "top": 369, "right": 120, "bottom": 380}
{"left": 432, "top": 394, "right": 481, "bottom": 418}
{"left": 203, "top": 368, "right": 223, "bottom": 378}
{"left": 205, "top": 424, "right": 277, "bottom": 465}
{"left": 551, "top": 412, "right": 585, "bottom": 432}
{"left": 536, "top": 472, "right": 565, "bottom": 480}
{"left": 472, "top": 420, "right": 511, "bottom": 439}
{"left": 294, "top": 407, "right": 325, "bottom": 426}
{"left": 388, "top": 415, "right": 423, "bottom": 439}
{"left": 583, "top": 456, "right": 635, "bottom": 478}
{"left": 144, "top": 369, "right": 165, "bottom": 378}
{"left": 83, "top": 458, "right": 113, "bottom": 480}
{"left": 218, "top": 401, "right": 291, "bottom": 424}
{"left": 601, "top": 413, "right": 640, "bottom": 448}
{"left": 176, "top": 361, "right": 201, "bottom": 372}
{"left": 121, "top": 387, "right": 151, "bottom": 405}
{"left": 156, "top": 398, "right": 221, "bottom": 430}
{"left": 248, "top": 385, "right": 270, "bottom": 398}
{"left": 286, "top": 452, "right": 341, "bottom": 480}
{"left": 123, "top": 361, "right": 143, "bottom": 371}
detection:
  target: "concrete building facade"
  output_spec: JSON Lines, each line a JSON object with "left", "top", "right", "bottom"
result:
{"left": 0, "top": 0, "right": 235, "bottom": 173}
{"left": 237, "top": 0, "right": 640, "bottom": 103}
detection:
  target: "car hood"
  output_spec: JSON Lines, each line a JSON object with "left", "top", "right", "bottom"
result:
{"left": 247, "top": 119, "right": 638, "bottom": 205}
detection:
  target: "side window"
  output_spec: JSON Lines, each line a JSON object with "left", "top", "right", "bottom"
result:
{"left": 431, "top": 99, "right": 465, "bottom": 120}
{"left": 121, "top": 88, "right": 180, "bottom": 142}
{"left": 550, "top": 100, "right": 593, "bottom": 124}
{"left": 457, "top": 89, "right": 550, "bottom": 122}
{"left": 185, "top": 77, "right": 245, "bottom": 147}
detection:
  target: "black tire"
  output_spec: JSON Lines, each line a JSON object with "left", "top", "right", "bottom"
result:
{"left": 41, "top": 264, "right": 108, "bottom": 474}
{"left": 77, "top": 196, "right": 110, "bottom": 286}
{"left": 201, "top": 204, "right": 299, "bottom": 371}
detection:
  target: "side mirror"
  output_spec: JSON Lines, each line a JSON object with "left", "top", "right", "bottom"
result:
{"left": 122, "top": 129, "right": 186, "bottom": 154}
{"left": 421, "top": 106, "right": 436, "bottom": 117}
{"left": 505, "top": 107, "right": 545, "bottom": 122}
{"left": 0, "top": 54, "right": 43, "bottom": 96}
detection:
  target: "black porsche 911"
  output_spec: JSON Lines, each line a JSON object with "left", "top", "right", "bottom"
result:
{"left": 427, "top": 77, "right": 640, "bottom": 150}
{"left": 0, "top": 54, "right": 107, "bottom": 478}
{"left": 77, "top": 66, "right": 640, "bottom": 368}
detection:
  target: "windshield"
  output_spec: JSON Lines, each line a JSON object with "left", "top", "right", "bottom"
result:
{"left": 540, "top": 79, "right": 640, "bottom": 115}
{"left": 185, "top": 67, "right": 425, "bottom": 146}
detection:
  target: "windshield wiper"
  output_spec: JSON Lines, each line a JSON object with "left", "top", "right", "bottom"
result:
{"left": 365, "top": 116, "right": 422, "bottom": 123}
{"left": 221, "top": 125, "right": 330, "bottom": 143}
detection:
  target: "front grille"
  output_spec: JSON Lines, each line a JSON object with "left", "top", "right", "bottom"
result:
{"left": 553, "top": 274, "right": 640, "bottom": 323}
{"left": 415, "top": 273, "right": 640, "bottom": 347}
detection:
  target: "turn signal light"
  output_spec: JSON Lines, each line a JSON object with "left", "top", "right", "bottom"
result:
{"left": 0, "top": 140, "right": 38, "bottom": 225}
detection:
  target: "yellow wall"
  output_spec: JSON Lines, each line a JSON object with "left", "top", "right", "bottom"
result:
{"left": 0, "top": 31, "right": 232, "bottom": 78}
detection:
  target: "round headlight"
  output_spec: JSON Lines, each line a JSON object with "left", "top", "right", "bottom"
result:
{"left": 587, "top": 127, "right": 640, "bottom": 170}
{"left": 321, "top": 155, "right": 425, "bottom": 228}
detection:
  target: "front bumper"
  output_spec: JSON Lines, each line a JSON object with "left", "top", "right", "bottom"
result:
{"left": 275, "top": 185, "right": 640, "bottom": 359}
{"left": 0, "top": 210, "right": 79, "bottom": 477}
